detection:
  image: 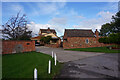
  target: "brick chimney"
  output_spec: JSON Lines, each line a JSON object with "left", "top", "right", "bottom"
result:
{"left": 95, "top": 29, "right": 99, "bottom": 38}
{"left": 47, "top": 27, "right": 50, "bottom": 31}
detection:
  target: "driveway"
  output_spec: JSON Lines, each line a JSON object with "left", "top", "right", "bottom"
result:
{"left": 36, "top": 46, "right": 119, "bottom": 79}
{"left": 56, "top": 53, "right": 119, "bottom": 79}
{"left": 36, "top": 46, "right": 104, "bottom": 62}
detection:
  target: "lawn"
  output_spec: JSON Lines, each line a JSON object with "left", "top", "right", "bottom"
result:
{"left": 66, "top": 47, "right": 120, "bottom": 53}
{"left": 2, "top": 52, "right": 62, "bottom": 79}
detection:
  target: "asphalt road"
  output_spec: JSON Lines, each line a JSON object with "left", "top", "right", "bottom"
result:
{"left": 36, "top": 46, "right": 119, "bottom": 79}
{"left": 36, "top": 46, "right": 104, "bottom": 62}
{"left": 56, "top": 53, "right": 119, "bottom": 79}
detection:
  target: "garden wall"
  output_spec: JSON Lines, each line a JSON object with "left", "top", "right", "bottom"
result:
{"left": 45, "top": 39, "right": 61, "bottom": 48}
{"left": 2, "top": 40, "right": 35, "bottom": 54}
{"left": 45, "top": 43, "right": 60, "bottom": 48}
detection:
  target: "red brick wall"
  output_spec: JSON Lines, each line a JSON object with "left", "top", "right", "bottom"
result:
{"left": 45, "top": 44, "right": 59, "bottom": 48}
{"left": 63, "top": 37, "right": 113, "bottom": 49}
{"left": 2, "top": 40, "right": 35, "bottom": 54}
{"left": 45, "top": 39, "right": 61, "bottom": 48}
{"left": 45, "top": 41, "right": 60, "bottom": 48}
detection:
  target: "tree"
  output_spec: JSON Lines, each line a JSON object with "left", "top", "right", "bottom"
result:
{"left": 98, "top": 33, "right": 120, "bottom": 44}
{"left": 99, "top": 11, "right": 120, "bottom": 44}
{"left": 2, "top": 12, "right": 32, "bottom": 40}
{"left": 100, "top": 11, "right": 120, "bottom": 36}
{"left": 111, "top": 11, "right": 120, "bottom": 33}
{"left": 40, "top": 36, "right": 52, "bottom": 44}
{"left": 108, "top": 33, "right": 120, "bottom": 44}
{"left": 99, "top": 23, "right": 112, "bottom": 36}
{"left": 98, "top": 37, "right": 109, "bottom": 44}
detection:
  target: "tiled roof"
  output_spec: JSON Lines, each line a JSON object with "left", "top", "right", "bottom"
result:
{"left": 31, "top": 36, "right": 41, "bottom": 40}
{"left": 40, "top": 29, "right": 56, "bottom": 34}
{"left": 64, "top": 29, "right": 94, "bottom": 39}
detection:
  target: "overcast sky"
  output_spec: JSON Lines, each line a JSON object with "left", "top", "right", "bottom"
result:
{"left": 2, "top": 2, "right": 118, "bottom": 37}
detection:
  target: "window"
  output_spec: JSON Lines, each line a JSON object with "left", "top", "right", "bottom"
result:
{"left": 85, "top": 39, "right": 89, "bottom": 44}
{"left": 27, "top": 43, "right": 30, "bottom": 45}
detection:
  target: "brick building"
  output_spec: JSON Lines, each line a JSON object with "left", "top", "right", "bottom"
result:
{"left": 63, "top": 29, "right": 110, "bottom": 49}
{"left": 31, "top": 27, "right": 61, "bottom": 48}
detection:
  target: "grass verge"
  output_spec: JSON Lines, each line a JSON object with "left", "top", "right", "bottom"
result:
{"left": 65, "top": 47, "right": 120, "bottom": 53}
{"left": 2, "top": 51, "right": 62, "bottom": 79}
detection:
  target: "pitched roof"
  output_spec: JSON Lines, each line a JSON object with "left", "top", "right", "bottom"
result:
{"left": 64, "top": 29, "right": 94, "bottom": 39}
{"left": 31, "top": 36, "right": 41, "bottom": 40}
{"left": 40, "top": 29, "right": 56, "bottom": 34}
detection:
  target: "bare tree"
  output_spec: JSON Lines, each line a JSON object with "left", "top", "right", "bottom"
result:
{"left": 2, "top": 12, "right": 32, "bottom": 40}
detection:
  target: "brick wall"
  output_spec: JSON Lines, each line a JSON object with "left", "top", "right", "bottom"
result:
{"left": 45, "top": 41, "right": 60, "bottom": 48}
{"left": 45, "top": 44, "right": 60, "bottom": 48}
{"left": 2, "top": 40, "right": 35, "bottom": 54}
{"left": 63, "top": 37, "right": 113, "bottom": 49}
{"left": 45, "top": 39, "right": 61, "bottom": 48}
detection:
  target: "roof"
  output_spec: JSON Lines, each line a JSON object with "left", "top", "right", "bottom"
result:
{"left": 64, "top": 29, "right": 94, "bottom": 39}
{"left": 40, "top": 29, "right": 56, "bottom": 34}
{"left": 31, "top": 36, "right": 41, "bottom": 40}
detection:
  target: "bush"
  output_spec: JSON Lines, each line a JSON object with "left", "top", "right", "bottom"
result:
{"left": 98, "top": 33, "right": 120, "bottom": 44}
{"left": 40, "top": 36, "right": 52, "bottom": 44}
{"left": 108, "top": 33, "right": 120, "bottom": 44}
{"left": 98, "top": 37, "right": 110, "bottom": 44}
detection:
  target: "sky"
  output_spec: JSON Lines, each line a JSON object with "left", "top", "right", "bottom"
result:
{"left": 2, "top": 2, "right": 118, "bottom": 37}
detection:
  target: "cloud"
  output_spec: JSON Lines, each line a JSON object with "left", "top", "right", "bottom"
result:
{"left": 27, "top": 21, "right": 64, "bottom": 37}
{"left": 37, "top": 3, "right": 57, "bottom": 15}
{"left": 11, "top": 4, "right": 24, "bottom": 12}
{"left": 30, "top": 2, "right": 66, "bottom": 16}
{"left": 27, "top": 22, "right": 51, "bottom": 35}
{"left": 49, "top": 17, "right": 67, "bottom": 25}
{"left": 97, "top": 11, "right": 114, "bottom": 21}
{"left": 73, "top": 11, "right": 115, "bottom": 32}
{"left": 2, "top": 3, "right": 25, "bottom": 17}
{"left": 75, "top": 16, "right": 85, "bottom": 19}
{"left": 100, "top": 2, "right": 118, "bottom": 12}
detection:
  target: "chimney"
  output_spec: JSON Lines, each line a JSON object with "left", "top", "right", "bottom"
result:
{"left": 95, "top": 29, "right": 99, "bottom": 38}
{"left": 48, "top": 27, "right": 50, "bottom": 31}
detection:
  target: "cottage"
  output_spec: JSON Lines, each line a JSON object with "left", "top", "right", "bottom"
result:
{"left": 31, "top": 27, "right": 61, "bottom": 47}
{"left": 63, "top": 29, "right": 101, "bottom": 49}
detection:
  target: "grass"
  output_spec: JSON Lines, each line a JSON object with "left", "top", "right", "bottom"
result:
{"left": 65, "top": 47, "right": 120, "bottom": 53}
{"left": 2, "top": 51, "right": 62, "bottom": 79}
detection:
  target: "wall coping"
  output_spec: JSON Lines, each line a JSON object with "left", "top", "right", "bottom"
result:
{"left": 2, "top": 40, "right": 34, "bottom": 42}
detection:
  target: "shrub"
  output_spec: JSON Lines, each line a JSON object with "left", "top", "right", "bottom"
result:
{"left": 98, "top": 37, "right": 110, "bottom": 44}
{"left": 98, "top": 33, "right": 120, "bottom": 44}
{"left": 40, "top": 36, "right": 52, "bottom": 44}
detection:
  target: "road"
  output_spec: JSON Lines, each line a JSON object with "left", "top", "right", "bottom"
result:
{"left": 56, "top": 53, "right": 119, "bottom": 79}
{"left": 36, "top": 46, "right": 119, "bottom": 79}
{"left": 36, "top": 46, "right": 104, "bottom": 62}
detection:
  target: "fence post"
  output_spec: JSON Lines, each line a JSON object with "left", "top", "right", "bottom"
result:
{"left": 54, "top": 53, "right": 57, "bottom": 66}
{"left": 34, "top": 68, "right": 37, "bottom": 80}
{"left": 48, "top": 60, "right": 51, "bottom": 74}
{"left": 52, "top": 51, "right": 54, "bottom": 58}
